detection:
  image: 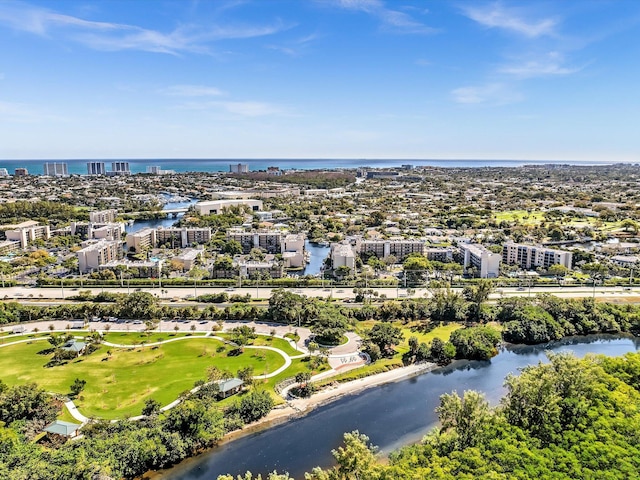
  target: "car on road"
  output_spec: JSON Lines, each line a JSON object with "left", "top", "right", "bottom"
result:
{"left": 517, "top": 287, "right": 526, "bottom": 291}
{"left": 225, "top": 288, "right": 236, "bottom": 292}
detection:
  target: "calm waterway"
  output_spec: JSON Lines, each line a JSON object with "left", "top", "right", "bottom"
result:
{"left": 162, "top": 335, "right": 640, "bottom": 480}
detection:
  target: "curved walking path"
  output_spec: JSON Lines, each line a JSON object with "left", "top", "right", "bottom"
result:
{"left": 1, "top": 324, "right": 376, "bottom": 424}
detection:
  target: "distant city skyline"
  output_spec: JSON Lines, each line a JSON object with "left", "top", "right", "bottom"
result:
{"left": 1, "top": 0, "right": 639, "bottom": 161}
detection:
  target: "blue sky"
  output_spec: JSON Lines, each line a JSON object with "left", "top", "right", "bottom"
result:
{"left": 0, "top": 0, "right": 639, "bottom": 161}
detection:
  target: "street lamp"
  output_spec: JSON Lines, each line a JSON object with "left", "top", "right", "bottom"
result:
{"left": 592, "top": 274, "right": 602, "bottom": 299}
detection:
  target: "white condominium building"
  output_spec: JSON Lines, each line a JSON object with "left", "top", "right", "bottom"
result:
{"left": 502, "top": 242, "right": 573, "bottom": 270}
{"left": 77, "top": 239, "right": 122, "bottom": 273}
{"left": 356, "top": 239, "right": 425, "bottom": 261}
{"left": 156, "top": 227, "right": 212, "bottom": 248}
{"left": 195, "top": 199, "right": 263, "bottom": 215}
{"left": 227, "top": 229, "right": 283, "bottom": 254}
{"left": 460, "top": 243, "right": 501, "bottom": 278}
{"left": 331, "top": 243, "right": 356, "bottom": 271}
{"left": 43, "top": 162, "right": 68, "bottom": 177}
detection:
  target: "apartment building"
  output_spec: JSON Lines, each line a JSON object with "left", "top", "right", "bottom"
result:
{"left": 331, "top": 243, "right": 356, "bottom": 272}
{"left": 460, "top": 243, "right": 501, "bottom": 278}
{"left": 43, "top": 162, "right": 68, "bottom": 177}
{"left": 125, "top": 228, "right": 156, "bottom": 253}
{"left": 356, "top": 239, "right": 425, "bottom": 261}
{"left": 156, "top": 227, "right": 212, "bottom": 248}
{"left": 229, "top": 163, "right": 249, "bottom": 173}
{"left": 0, "top": 240, "right": 20, "bottom": 256}
{"left": 282, "top": 233, "right": 306, "bottom": 268}
{"left": 87, "top": 162, "right": 106, "bottom": 176}
{"left": 99, "top": 259, "right": 162, "bottom": 278}
{"left": 77, "top": 239, "right": 122, "bottom": 273}
{"left": 89, "top": 209, "right": 117, "bottom": 224}
{"left": 110, "top": 162, "right": 131, "bottom": 175}
{"left": 227, "top": 229, "right": 283, "bottom": 254}
{"left": 236, "top": 259, "right": 283, "bottom": 279}
{"left": 502, "top": 242, "right": 573, "bottom": 270}
{"left": 0, "top": 221, "right": 50, "bottom": 248}
{"left": 425, "top": 247, "right": 455, "bottom": 262}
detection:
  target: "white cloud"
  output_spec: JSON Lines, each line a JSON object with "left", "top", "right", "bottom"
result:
{"left": 321, "top": 0, "right": 436, "bottom": 34}
{"left": 499, "top": 52, "right": 581, "bottom": 79}
{"left": 462, "top": 2, "right": 558, "bottom": 38}
{"left": 160, "top": 85, "right": 225, "bottom": 97}
{"left": 451, "top": 83, "right": 522, "bottom": 105}
{"left": 0, "top": 1, "right": 287, "bottom": 54}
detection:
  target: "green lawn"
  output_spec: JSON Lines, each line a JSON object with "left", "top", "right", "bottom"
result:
{"left": 0, "top": 338, "right": 286, "bottom": 419}
{"left": 493, "top": 210, "right": 545, "bottom": 224}
{"left": 216, "top": 333, "right": 301, "bottom": 357}
{"left": 397, "top": 322, "right": 463, "bottom": 352}
{"left": 103, "top": 331, "right": 206, "bottom": 345}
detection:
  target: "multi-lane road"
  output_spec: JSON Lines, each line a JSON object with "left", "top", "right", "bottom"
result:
{"left": 2, "top": 284, "right": 639, "bottom": 304}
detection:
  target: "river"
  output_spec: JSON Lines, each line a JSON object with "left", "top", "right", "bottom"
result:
{"left": 161, "top": 334, "right": 640, "bottom": 479}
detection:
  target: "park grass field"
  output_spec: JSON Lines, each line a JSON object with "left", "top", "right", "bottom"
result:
{"left": 216, "top": 332, "right": 301, "bottom": 357}
{"left": 102, "top": 331, "right": 206, "bottom": 345}
{"left": 0, "top": 337, "right": 286, "bottom": 419}
{"left": 493, "top": 210, "right": 546, "bottom": 224}
{"left": 396, "top": 322, "right": 463, "bottom": 354}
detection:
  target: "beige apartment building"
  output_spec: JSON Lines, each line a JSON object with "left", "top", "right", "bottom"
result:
{"left": 156, "top": 227, "right": 212, "bottom": 248}
{"left": 125, "top": 228, "right": 156, "bottom": 253}
{"left": 77, "top": 239, "right": 122, "bottom": 273}
{"left": 0, "top": 221, "right": 50, "bottom": 248}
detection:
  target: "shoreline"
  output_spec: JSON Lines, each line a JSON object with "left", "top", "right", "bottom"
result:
{"left": 147, "top": 361, "right": 436, "bottom": 479}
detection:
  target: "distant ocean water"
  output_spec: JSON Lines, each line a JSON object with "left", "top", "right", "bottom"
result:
{"left": 0, "top": 158, "right": 624, "bottom": 176}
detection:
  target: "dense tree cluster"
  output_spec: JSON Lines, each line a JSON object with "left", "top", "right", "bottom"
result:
{"left": 0, "top": 379, "right": 274, "bottom": 479}
{"left": 254, "top": 352, "right": 640, "bottom": 480}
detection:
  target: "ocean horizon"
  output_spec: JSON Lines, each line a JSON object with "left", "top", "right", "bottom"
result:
{"left": 0, "top": 158, "right": 631, "bottom": 176}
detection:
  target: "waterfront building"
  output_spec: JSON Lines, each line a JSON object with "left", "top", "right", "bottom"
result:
{"left": 0, "top": 168, "right": 8, "bottom": 176}
{"left": 77, "top": 239, "right": 122, "bottom": 273}
{"left": 227, "top": 229, "right": 283, "bottom": 254}
{"left": 502, "top": 242, "right": 573, "bottom": 270}
{"left": 125, "top": 227, "right": 156, "bottom": 253}
{"left": 87, "top": 162, "right": 106, "bottom": 175}
{"left": 282, "top": 233, "right": 306, "bottom": 268}
{"left": 356, "top": 238, "right": 425, "bottom": 261}
{"left": 331, "top": 242, "right": 356, "bottom": 272}
{"left": 89, "top": 209, "right": 117, "bottom": 224}
{"left": 156, "top": 227, "right": 212, "bottom": 248}
{"left": 195, "top": 199, "right": 263, "bottom": 215}
{"left": 14, "top": 167, "right": 28, "bottom": 176}
{"left": 146, "top": 165, "right": 176, "bottom": 175}
{"left": 109, "top": 162, "right": 131, "bottom": 175}
{"left": 229, "top": 163, "right": 249, "bottom": 174}
{"left": 43, "top": 162, "right": 68, "bottom": 177}
{"left": 460, "top": 243, "right": 501, "bottom": 278}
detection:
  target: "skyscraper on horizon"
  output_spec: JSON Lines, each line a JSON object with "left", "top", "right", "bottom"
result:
{"left": 87, "top": 162, "right": 106, "bottom": 176}
{"left": 43, "top": 162, "right": 68, "bottom": 177}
